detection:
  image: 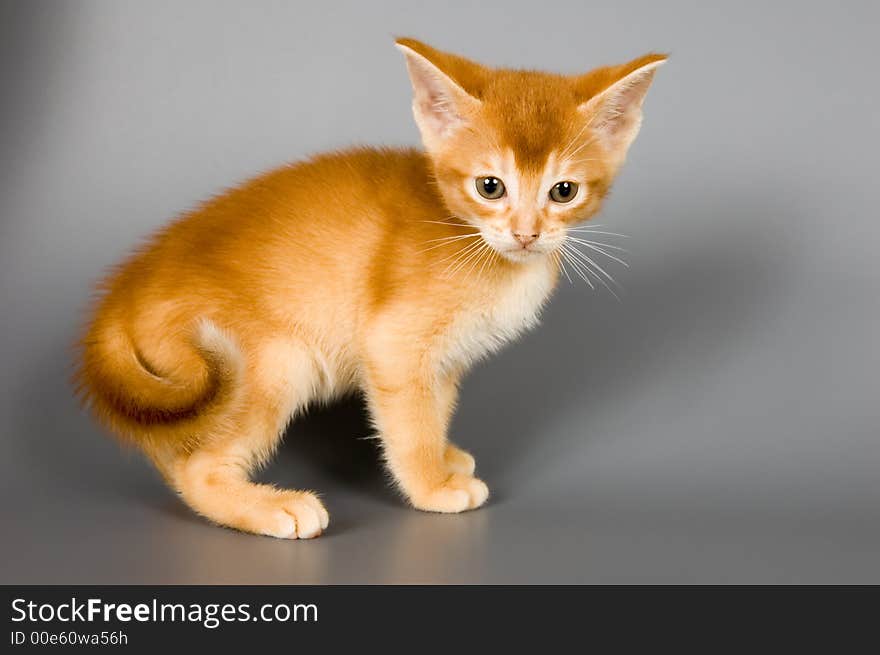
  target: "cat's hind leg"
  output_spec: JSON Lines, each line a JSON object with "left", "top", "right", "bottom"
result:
{"left": 152, "top": 337, "right": 330, "bottom": 539}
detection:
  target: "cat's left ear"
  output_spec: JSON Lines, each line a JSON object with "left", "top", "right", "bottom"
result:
{"left": 395, "top": 38, "right": 483, "bottom": 152}
{"left": 577, "top": 54, "right": 667, "bottom": 168}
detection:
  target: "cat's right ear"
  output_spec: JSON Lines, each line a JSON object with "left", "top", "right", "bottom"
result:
{"left": 395, "top": 38, "right": 482, "bottom": 152}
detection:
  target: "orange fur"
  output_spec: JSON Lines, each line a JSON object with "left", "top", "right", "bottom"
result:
{"left": 74, "top": 39, "right": 665, "bottom": 538}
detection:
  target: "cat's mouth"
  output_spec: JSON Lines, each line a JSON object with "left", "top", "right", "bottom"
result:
{"left": 498, "top": 245, "right": 546, "bottom": 263}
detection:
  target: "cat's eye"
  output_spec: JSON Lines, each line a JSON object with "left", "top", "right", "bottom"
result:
{"left": 476, "top": 176, "right": 506, "bottom": 200}
{"left": 549, "top": 181, "right": 578, "bottom": 203}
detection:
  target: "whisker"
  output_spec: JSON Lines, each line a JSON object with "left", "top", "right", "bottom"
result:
{"left": 466, "top": 243, "right": 493, "bottom": 280}
{"left": 434, "top": 238, "right": 484, "bottom": 268}
{"left": 552, "top": 250, "right": 573, "bottom": 284}
{"left": 435, "top": 242, "right": 479, "bottom": 275}
{"left": 420, "top": 220, "right": 474, "bottom": 228}
{"left": 438, "top": 238, "right": 485, "bottom": 276}
{"left": 445, "top": 241, "right": 489, "bottom": 279}
{"left": 424, "top": 232, "right": 481, "bottom": 243}
{"left": 416, "top": 234, "right": 482, "bottom": 254}
{"left": 566, "top": 228, "right": 630, "bottom": 239}
{"left": 564, "top": 243, "right": 616, "bottom": 284}
{"left": 565, "top": 254, "right": 596, "bottom": 290}
{"left": 563, "top": 243, "right": 622, "bottom": 301}
{"left": 564, "top": 237, "right": 628, "bottom": 253}
{"left": 567, "top": 224, "right": 625, "bottom": 231}
{"left": 454, "top": 241, "right": 491, "bottom": 275}
{"left": 477, "top": 245, "right": 498, "bottom": 279}
{"left": 565, "top": 237, "right": 629, "bottom": 267}
{"left": 559, "top": 244, "right": 595, "bottom": 290}
{"left": 569, "top": 253, "right": 617, "bottom": 300}
{"left": 419, "top": 231, "right": 481, "bottom": 246}
{"left": 463, "top": 244, "right": 492, "bottom": 278}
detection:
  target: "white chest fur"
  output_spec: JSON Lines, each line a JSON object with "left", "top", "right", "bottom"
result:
{"left": 437, "top": 258, "right": 557, "bottom": 373}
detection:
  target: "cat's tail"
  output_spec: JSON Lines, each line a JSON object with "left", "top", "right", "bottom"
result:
{"left": 74, "top": 314, "right": 244, "bottom": 451}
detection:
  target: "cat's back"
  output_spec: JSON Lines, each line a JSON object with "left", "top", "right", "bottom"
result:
{"left": 126, "top": 147, "right": 432, "bottom": 279}
{"left": 258, "top": 146, "right": 432, "bottom": 220}
{"left": 178, "top": 145, "right": 430, "bottom": 233}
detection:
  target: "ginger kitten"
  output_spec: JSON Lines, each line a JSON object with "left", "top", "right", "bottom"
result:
{"left": 75, "top": 39, "right": 665, "bottom": 538}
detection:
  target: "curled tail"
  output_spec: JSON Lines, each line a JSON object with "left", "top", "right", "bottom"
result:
{"left": 75, "top": 315, "right": 244, "bottom": 449}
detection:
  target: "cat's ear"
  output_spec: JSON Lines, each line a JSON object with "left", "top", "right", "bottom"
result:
{"left": 395, "top": 38, "right": 483, "bottom": 151}
{"left": 576, "top": 54, "right": 666, "bottom": 168}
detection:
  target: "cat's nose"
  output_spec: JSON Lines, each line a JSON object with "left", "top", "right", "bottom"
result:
{"left": 513, "top": 232, "right": 539, "bottom": 247}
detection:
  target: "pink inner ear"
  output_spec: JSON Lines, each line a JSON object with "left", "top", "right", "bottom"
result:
{"left": 600, "top": 77, "right": 649, "bottom": 124}
{"left": 600, "top": 98, "right": 639, "bottom": 138}
{"left": 581, "top": 62, "right": 662, "bottom": 155}
{"left": 420, "top": 83, "right": 456, "bottom": 120}
{"left": 416, "top": 93, "right": 458, "bottom": 137}
{"left": 409, "top": 66, "right": 462, "bottom": 134}
{"left": 399, "top": 44, "right": 481, "bottom": 143}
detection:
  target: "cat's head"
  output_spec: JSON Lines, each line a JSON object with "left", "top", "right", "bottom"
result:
{"left": 397, "top": 38, "right": 665, "bottom": 263}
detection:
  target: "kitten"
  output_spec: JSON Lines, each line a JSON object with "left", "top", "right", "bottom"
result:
{"left": 75, "top": 38, "right": 665, "bottom": 538}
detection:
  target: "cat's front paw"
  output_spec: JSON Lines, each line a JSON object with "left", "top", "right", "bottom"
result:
{"left": 408, "top": 473, "right": 489, "bottom": 513}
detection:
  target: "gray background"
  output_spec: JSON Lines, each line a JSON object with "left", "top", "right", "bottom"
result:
{"left": 1, "top": 0, "right": 878, "bottom": 583}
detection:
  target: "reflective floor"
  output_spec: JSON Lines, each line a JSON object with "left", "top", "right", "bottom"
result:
{"left": 3, "top": 273, "right": 879, "bottom": 583}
